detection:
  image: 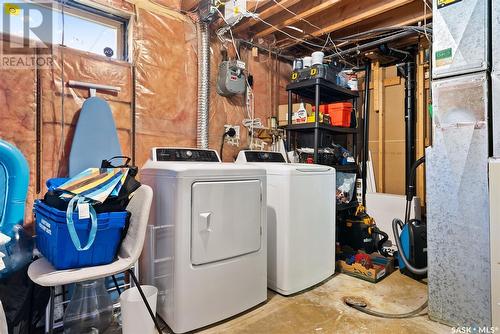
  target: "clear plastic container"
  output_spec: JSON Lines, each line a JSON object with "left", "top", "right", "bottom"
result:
{"left": 0, "top": 224, "right": 34, "bottom": 278}
{"left": 63, "top": 279, "right": 113, "bottom": 334}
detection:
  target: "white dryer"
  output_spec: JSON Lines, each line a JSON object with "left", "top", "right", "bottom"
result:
{"left": 236, "top": 150, "right": 335, "bottom": 295}
{"left": 140, "top": 148, "right": 267, "bottom": 333}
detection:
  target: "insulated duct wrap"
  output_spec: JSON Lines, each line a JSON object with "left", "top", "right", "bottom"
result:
{"left": 197, "top": 20, "right": 210, "bottom": 149}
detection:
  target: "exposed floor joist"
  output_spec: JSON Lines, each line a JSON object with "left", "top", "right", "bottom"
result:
{"left": 279, "top": 0, "right": 415, "bottom": 49}
{"left": 233, "top": 0, "right": 302, "bottom": 33}
{"left": 325, "top": 11, "right": 432, "bottom": 55}
{"left": 254, "top": 0, "right": 343, "bottom": 38}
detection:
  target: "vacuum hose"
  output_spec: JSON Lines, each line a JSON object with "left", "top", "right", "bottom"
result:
{"left": 345, "top": 299, "right": 428, "bottom": 319}
{"left": 372, "top": 227, "right": 390, "bottom": 257}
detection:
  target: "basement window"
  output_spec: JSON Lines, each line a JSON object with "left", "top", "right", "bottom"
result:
{"left": 0, "top": 0, "right": 128, "bottom": 60}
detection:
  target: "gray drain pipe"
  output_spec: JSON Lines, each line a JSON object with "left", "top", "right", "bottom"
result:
{"left": 197, "top": 20, "right": 210, "bottom": 149}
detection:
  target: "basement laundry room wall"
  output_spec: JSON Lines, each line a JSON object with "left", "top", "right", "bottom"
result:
{"left": 0, "top": 0, "right": 291, "bottom": 228}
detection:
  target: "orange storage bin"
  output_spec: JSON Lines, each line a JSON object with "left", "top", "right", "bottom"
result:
{"left": 311, "top": 105, "right": 328, "bottom": 114}
{"left": 328, "top": 102, "right": 352, "bottom": 127}
{"left": 329, "top": 102, "right": 353, "bottom": 110}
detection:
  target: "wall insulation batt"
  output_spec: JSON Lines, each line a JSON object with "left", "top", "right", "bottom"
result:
{"left": 0, "top": 0, "right": 291, "bottom": 227}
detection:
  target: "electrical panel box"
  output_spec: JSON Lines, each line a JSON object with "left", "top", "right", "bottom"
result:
{"left": 216, "top": 60, "right": 246, "bottom": 97}
{"left": 224, "top": 0, "right": 247, "bottom": 25}
{"left": 432, "top": 0, "right": 490, "bottom": 79}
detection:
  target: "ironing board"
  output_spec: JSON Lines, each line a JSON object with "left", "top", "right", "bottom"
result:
{"left": 68, "top": 97, "right": 122, "bottom": 177}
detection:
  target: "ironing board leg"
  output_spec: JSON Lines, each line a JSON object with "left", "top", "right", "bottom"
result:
{"left": 111, "top": 275, "right": 122, "bottom": 295}
{"left": 127, "top": 269, "right": 163, "bottom": 333}
{"left": 48, "top": 287, "right": 55, "bottom": 334}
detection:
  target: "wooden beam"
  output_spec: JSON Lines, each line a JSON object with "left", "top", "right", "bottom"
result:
{"left": 246, "top": 0, "right": 273, "bottom": 11}
{"left": 416, "top": 46, "right": 426, "bottom": 202}
{"left": 233, "top": 0, "right": 302, "bottom": 33}
{"left": 281, "top": 0, "right": 414, "bottom": 49}
{"left": 373, "top": 61, "right": 385, "bottom": 192}
{"left": 254, "top": 0, "right": 342, "bottom": 38}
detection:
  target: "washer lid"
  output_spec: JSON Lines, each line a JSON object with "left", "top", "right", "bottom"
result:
{"left": 141, "top": 161, "right": 266, "bottom": 178}
{"left": 191, "top": 179, "right": 262, "bottom": 265}
{"left": 236, "top": 150, "right": 286, "bottom": 163}
{"left": 239, "top": 162, "right": 333, "bottom": 176}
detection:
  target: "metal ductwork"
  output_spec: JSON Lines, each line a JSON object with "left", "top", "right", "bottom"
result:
{"left": 196, "top": 20, "right": 210, "bottom": 149}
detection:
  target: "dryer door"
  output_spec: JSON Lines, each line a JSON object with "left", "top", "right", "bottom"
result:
{"left": 191, "top": 179, "right": 262, "bottom": 265}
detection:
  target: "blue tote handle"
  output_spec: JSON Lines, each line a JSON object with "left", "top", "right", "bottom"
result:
{"left": 66, "top": 196, "right": 97, "bottom": 251}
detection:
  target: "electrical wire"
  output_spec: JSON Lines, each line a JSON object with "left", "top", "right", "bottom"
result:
{"left": 214, "top": 7, "right": 259, "bottom": 145}
{"left": 272, "top": 0, "right": 322, "bottom": 31}
{"left": 252, "top": 16, "right": 326, "bottom": 49}
{"left": 269, "top": 0, "right": 341, "bottom": 53}
{"left": 218, "top": 1, "right": 431, "bottom": 58}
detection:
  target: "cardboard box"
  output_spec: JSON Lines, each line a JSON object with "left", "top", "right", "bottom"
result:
{"left": 278, "top": 103, "right": 312, "bottom": 126}
{"left": 337, "top": 253, "right": 394, "bottom": 283}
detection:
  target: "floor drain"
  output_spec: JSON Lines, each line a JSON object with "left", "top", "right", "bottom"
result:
{"left": 343, "top": 296, "right": 368, "bottom": 308}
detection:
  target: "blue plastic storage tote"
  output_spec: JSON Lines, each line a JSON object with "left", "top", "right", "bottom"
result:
{"left": 34, "top": 200, "right": 128, "bottom": 270}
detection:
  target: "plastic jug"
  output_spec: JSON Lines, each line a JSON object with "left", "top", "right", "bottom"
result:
{"left": 120, "top": 285, "right": 158, "bottom": 334}
{"left": 63, "top": 279, "right": 113, "bottom": 333}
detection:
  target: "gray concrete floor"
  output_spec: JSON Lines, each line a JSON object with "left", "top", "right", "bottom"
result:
{"left": 198, "top": 272, "right": 451, "bottom": 334}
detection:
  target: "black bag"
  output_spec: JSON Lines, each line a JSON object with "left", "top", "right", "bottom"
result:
{"left": 0, "top": 261, "right": 50, "bottom": 334}
{"left": 43, "top": 156, "right": 141, "bottom": 213}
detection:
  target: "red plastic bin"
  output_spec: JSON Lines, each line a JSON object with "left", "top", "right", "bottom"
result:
{"left": 328, "top": 102, "right": 352, "bottom": 127}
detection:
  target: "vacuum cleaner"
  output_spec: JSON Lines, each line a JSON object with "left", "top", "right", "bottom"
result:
{"left": 394, "top": 156, "right": 427, "bottom": 279}
{"left": 345, "top": 156, "right": 428, "bottom": 318}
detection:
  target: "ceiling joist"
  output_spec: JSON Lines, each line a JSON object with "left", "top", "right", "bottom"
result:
{"left": 280, "top": 0, "right": 415, "bottom": 49}
{"left": 254, "top": 0, "right": 343, "bottom": 38}
{"left": 233, "top": 0, "right": 302, "bottom": 33}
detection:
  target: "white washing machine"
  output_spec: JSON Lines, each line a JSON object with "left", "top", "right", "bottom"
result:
{"left": 236, "top": 150, "right": 335, "bottom": 295}
{"left": 140, "top": 148, "right": 267, "bottom": 333}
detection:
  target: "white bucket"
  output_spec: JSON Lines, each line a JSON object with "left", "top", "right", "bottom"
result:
{"left": 120, "top": 286, "right": 158, "bottom": 334}
{"left": 303, "top": 56, "right": 312, "bottom": 67}
{"left": 311, "top": 51, "right": 324, "bottom": 65}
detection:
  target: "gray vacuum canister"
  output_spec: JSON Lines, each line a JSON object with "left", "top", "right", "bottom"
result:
{"left": 217, "top": 60, "right": 246, "bottom": 96}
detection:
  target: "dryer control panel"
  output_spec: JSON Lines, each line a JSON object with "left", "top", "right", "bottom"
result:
{"left": 153, "top": 148, "right": 220, "bottom": 162}
{"left": 236, "top": 150, "right": 286, "bottom": 163}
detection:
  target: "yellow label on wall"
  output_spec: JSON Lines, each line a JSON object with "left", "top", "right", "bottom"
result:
{"left": 310, "top": 68, "right": 318, "bottom": 76}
